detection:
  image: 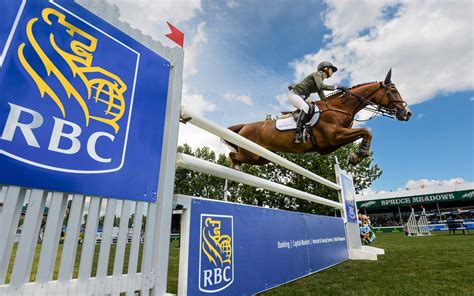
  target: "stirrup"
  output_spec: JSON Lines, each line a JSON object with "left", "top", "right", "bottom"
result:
{"left": 294, "top": 133, "right": 303, "bottom": 144}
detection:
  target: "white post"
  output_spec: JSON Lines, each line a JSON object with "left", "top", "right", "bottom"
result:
{"left": 150, "top": 47, "right": 184, "bottom": 296}
{"left": 335, "top": 164, "right": 384, "bottom": 260}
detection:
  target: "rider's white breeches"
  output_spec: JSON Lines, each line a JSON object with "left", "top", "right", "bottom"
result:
{"left": 288, "top": 90, "right": 309, "bottom": 114}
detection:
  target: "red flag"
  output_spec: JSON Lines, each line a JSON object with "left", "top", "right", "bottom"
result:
{"left": 165, "top": 21, "right": 184, "bottom": 48}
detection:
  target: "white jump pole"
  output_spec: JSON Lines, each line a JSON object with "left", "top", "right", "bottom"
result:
{"left": 180, "top": 107, "right": 342, "bottom": 191}
{"left": 176, "top": 153, "right": 344, "bottom": 210}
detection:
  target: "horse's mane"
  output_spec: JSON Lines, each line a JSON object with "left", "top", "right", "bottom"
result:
{"left": 325, "top": 81, "right": 380, "bottom": 100}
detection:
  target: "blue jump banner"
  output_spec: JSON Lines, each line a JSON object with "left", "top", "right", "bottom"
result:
{"left": 0, "top": 0, "right": 171, "bottom": 202}
{"left": 340, "top": 172, "right": 359, "bottom": 224}
{"left": 183, "top": 197, "right": 349, "bottom": 295}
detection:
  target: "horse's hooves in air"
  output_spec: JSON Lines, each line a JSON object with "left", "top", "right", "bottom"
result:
{"left": 348, "top": 154, "right": 359, "bottom": 166}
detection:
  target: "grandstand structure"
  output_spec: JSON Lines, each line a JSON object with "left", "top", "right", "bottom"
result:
{"left": 356, "top": 182, "right": 474, "bottom": 233}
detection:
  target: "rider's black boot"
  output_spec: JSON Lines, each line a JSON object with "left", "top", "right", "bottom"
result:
{"left": 294, "top": 111, "right": 308, "bottom": 144}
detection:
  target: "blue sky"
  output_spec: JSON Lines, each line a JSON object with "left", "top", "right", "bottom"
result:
{"left": 109, "top": 0, "right": 473, "bottom": 192}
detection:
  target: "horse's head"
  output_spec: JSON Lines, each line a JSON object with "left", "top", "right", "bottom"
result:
{"left": 374, "top": 69, "right": 412, "bottom": 121}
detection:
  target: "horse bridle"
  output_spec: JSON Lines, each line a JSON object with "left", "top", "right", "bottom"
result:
{"left": 343, "top": 82, "right": 407, "bottom": 121}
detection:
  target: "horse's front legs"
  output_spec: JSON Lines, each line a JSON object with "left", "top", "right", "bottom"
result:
{"left": 332, "top": 127, "right": 372, "bottom": 165}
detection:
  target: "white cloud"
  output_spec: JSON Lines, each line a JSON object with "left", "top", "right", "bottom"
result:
{"left": 181, "top": 88, "right": 216, "bottom": 115}
{"left": 106, "top": 0, "right": 202, "bottom": 44}
{"left": 184, "top": 22, "right": 208, "bottom": 78}
{"left": 224, "top": 92, "right": 253, "bottom": 105}
{"left": 323, "top": 0, "right": 400, "bottom": 44}
{"left": 275, "top": 92, "right": 292, "bottom": 110}
{"left": 293, "top": 0, "right": 474, "bottom": 107}
{"left": 402, "top": 178, "right": 465, "bottom": 190}
{"left": 226, "top": 0, "right": 239, "bottom": 8}
{"left": 178, "top": 123, "right": 230, "bottom": 155}
{"left": 358, "top": 187, "right": 388, "bottom": 197}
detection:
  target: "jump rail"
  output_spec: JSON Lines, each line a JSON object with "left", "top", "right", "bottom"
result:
{"left": 180, "top": 107, "right": 342, "bottom": 191}
{"left": 176, "top": 153, "right": 344, "bottom": 209}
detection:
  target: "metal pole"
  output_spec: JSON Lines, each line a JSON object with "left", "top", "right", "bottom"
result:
{"left": 223, "top": 179, "right": 229, "bottom": 202}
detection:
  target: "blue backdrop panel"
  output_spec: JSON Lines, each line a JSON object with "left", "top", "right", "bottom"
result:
{"left": 187, "top": 198, "right": 349, "bottom": 295}
{"left": 0, "top": 0, "right": 170, "bottom": 202}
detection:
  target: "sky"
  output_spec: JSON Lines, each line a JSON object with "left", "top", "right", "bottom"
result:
{"left": 107, "top": 0, "right": 474, "bottom": 193}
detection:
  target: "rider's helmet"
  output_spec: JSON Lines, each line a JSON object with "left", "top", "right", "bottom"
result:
{"left": 317, "top": 61, "right": 338, "bottom": 73}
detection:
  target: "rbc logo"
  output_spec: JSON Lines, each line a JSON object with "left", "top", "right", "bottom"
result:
{"left": 342, "top": 175, "right": 358, "bottom": 223}
{"left": 199, "top": 214, "right": 234, "bottom": 293}
{"left": 0, "top": 3, "right": 138, "bottom": 173}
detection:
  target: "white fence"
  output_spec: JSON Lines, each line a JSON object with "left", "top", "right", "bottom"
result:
{"left": 0, "top": 187, "right": 160, "bottom": 295}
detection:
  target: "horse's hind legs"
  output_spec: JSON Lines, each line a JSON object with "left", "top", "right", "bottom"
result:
{"left": 229, "top": 150, "right": 266, "bottom": 167}
{"left": 229, "top": 152, "right": 242, "bottom": 170}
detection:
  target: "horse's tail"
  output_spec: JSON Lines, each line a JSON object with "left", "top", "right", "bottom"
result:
{"left": 223, "top": 124, "right": 245, "bottom": 151}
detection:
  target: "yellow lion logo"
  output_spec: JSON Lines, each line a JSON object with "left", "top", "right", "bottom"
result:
{"left": 17, "top": 8, "right": 126, "bottom": 133}
{"left": 202, "top": 217, "right": 232, "bottom": 267}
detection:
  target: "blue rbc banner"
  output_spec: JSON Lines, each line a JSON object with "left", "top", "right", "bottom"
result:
{"left": 0, "top": 0, "right": 170, "bottom": 202}
{"left": 187, "top": 198, "right": 349, "bottom": 295}
{"left": 341, "top": 173, "right": 358, "bottom": 224}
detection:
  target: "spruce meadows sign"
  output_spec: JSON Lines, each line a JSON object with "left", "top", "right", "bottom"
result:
{"left": 357, "top": 190, "right": 474, "bottom": 209}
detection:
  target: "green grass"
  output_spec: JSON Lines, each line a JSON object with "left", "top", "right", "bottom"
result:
{"left": 6, "top": 240, "right": 180, "bottom": 292}
{"left": 259, "top": 231, "right": 474, "bottom": 296}
{"left": 6, "top": 232, "right": 473, "bottom": 295}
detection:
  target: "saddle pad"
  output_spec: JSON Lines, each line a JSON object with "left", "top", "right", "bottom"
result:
{"left": 275, "top": 105, "right": 320, "bottom": 131}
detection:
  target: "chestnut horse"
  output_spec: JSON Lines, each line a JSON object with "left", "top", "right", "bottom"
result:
{"left": 226, "top": 69, "right": 411, "bottom": 167}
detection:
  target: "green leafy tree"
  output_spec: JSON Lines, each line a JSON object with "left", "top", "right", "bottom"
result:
{"left": 174, "top": 144, "right": 230, "bottom": 200}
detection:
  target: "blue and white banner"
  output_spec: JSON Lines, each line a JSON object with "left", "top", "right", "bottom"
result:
{"left": 340, "top": 172, "right": 358, "bottom": 224}
{"left": 0, "top": 1, "right": 170, "bottom": 201}
{"left": 186, "top": 198, "right": 349, "bottom": 295}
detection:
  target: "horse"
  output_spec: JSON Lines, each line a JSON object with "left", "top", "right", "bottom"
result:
{"left": 226, "top": 69, "right": 412, "bottom": 167}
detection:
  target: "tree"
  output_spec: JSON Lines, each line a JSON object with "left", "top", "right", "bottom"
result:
{"left": 174, "top": 144, "right": 230, "bottom": 200}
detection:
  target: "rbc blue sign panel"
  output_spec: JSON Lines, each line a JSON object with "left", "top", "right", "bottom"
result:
{"left": 0, "top": 1, "right": 171, "bottom": 202}
{"left": 187, "top": 198, "right": 349, "bottom": 295}
{"left": 341, "top": 173, "right": 358, "bottom": 224}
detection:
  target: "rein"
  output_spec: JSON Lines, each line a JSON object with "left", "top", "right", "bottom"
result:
{"left": 342, "top": 82, "right": 406, "bottom": 122}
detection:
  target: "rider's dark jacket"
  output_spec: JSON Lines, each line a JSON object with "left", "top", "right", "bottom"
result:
{"left": 289, "top": 70, "right": 336, "bottom": 100}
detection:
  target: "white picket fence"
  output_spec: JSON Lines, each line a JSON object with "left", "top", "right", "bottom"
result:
{"left": 0, "top": 187, "right": 160, "bottom": 295}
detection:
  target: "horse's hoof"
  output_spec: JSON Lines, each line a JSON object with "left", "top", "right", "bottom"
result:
{"left": 348, "top": 154, "right": 359, "bottom": 165}
{"left": 356, "top": 148, "right": 370, "bottom": 158}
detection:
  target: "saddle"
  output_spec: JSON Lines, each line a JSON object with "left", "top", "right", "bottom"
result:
{"left": 276, "top": 102, "right": 320, "bottom": 132}
{"left": 281, "top": 103, "right": 316, "bottom": 122}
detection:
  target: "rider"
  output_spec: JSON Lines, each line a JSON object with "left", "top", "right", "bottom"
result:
{"left": 287, "top": 61, "right": 347, "bottom": 143}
